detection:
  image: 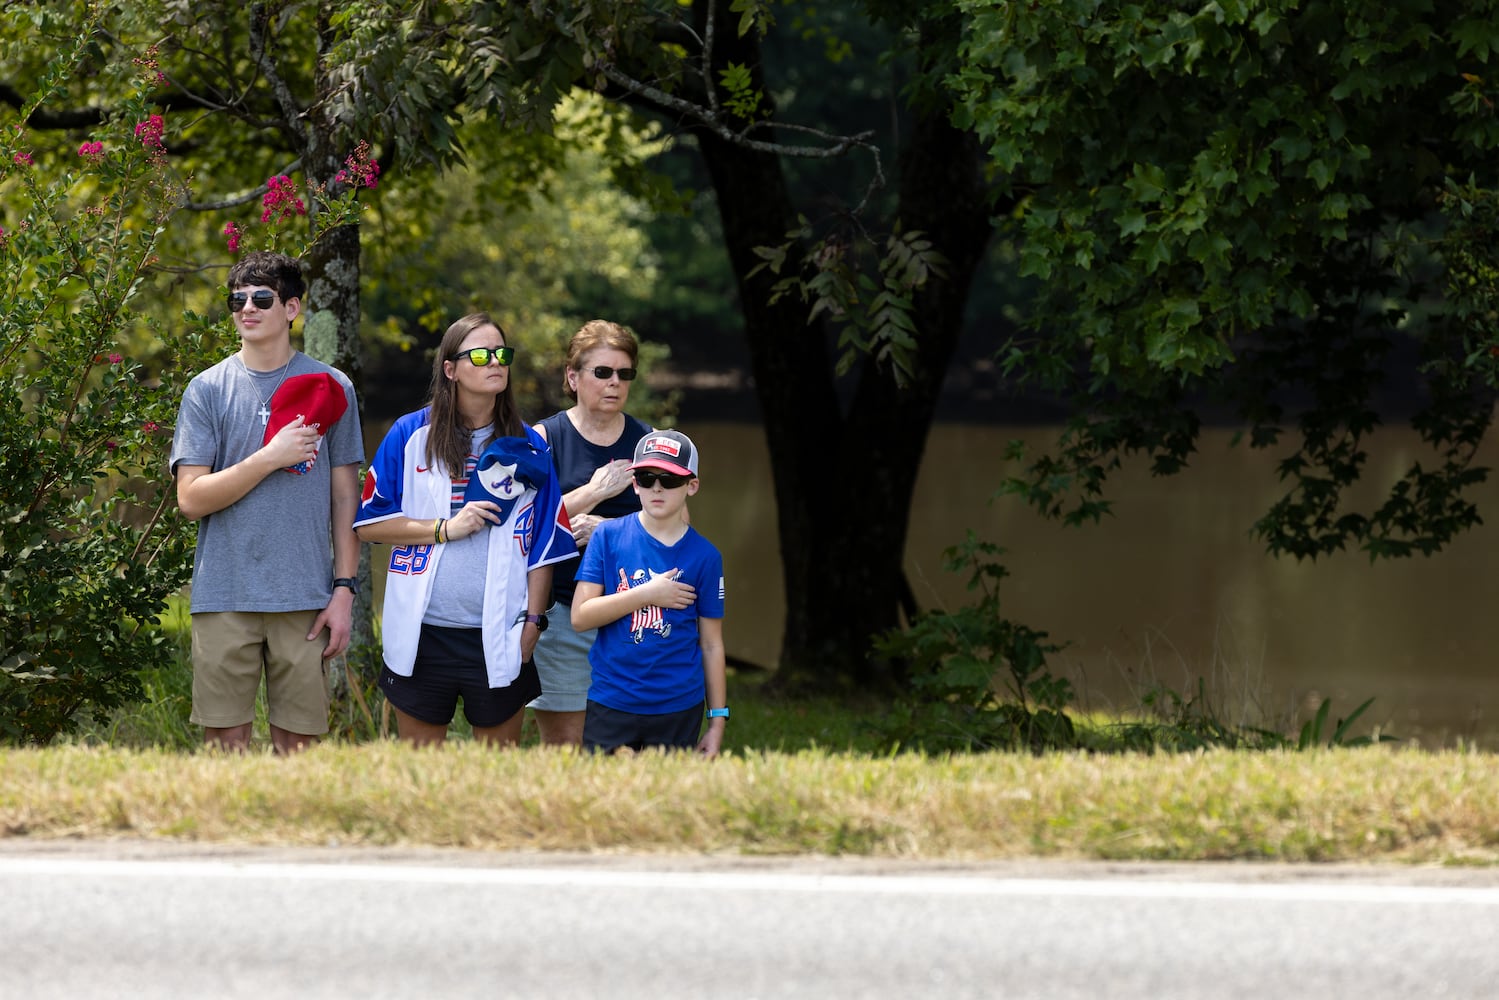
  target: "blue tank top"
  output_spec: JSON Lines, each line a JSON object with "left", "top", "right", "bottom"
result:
{"left": 539, "top": 410, "right": 652, "bottom": 605}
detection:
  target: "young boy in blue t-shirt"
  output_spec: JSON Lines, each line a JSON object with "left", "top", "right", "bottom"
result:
{"left": 571, "top": 429, "right": 728, "bottom": 756}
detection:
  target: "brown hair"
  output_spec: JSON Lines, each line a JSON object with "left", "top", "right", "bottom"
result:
{"left": 563, "top": 320, "right": 639, "bottom": 401}
{"left": 425, "top": 312, "right": 526, "bottom": 475}
{"left": 227, "top": 250, "right": 306, "bottom": 302}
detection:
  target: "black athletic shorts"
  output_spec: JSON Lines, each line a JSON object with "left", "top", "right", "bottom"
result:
{"left": 380, "top": 623, "right": 541, "bottom": 728}
{"left": 583, "top": 699, "right": 705, "bottom": 753}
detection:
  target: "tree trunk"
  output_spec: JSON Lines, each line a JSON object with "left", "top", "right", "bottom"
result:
{"left": 693, "top": 11, "right": 994, "bottom": 695}
{"left": 303, "top": 221, "right": 378, "bottom": 726}
{"left": 304, "top": 5, "right": 377, "bottom": 725}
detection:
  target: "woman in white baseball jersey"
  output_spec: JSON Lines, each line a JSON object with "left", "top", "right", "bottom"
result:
{"left": 354, "top": 313, "right": 574, "bottom": 745}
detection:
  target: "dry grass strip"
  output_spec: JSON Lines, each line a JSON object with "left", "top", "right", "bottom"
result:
{"left": 2, "top": 744, "right": 1496, "bottom": 864}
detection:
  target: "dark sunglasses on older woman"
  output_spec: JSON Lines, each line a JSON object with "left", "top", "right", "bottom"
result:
{"left": 588, "top": 366, "right": 637, "bottom": 381}
{"left": 633, "top": 470, "right": 691, "bottom": 489}
{"left": 452, "top": 345, "right": 515, "bottom": 367}
{"left": 227, "top": 289, "right": 278, "bottom": 312}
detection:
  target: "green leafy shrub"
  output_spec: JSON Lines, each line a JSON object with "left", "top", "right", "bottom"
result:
{"left": 0, "top": 46, "right": 206, "bottom": 742}
{"left": 0, "top": 44, "right": 217, "bottom": 744}
{"left": 85, "top": 608, "right": 197, "bottom": 751}
{"left": 873, "top": 531, "right": 1076, "bottom": 752}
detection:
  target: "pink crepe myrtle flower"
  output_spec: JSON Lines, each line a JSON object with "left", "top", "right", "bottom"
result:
{"left": 223, "top": 221, "right": 242, "bottom": 253}
{"left": 260, "top": 174, "right": 306, "bottom": 224}
{"left": 134, "top": 48, "right": 167, "bottom": 87}
{"left": 108, "top": 353, "right": 123, "bottom": 364}
{"left": 12, "top": 151, "right": 32, "bottom": 166}
{"left": 333, "top": 140, "right": 381, "bottom": 190}
{"left": 78, "top": 141, "right": 105, "bottom": 160}
{"left": 142, "top": 421, "right": 160, "bottom": 433}
{"left": 133, "top": 115, "right": 165, "bottom": 150}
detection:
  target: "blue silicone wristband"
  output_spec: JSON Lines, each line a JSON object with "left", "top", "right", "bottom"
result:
{"left": 706, "top": 707, "right": 729, "bottom": 719}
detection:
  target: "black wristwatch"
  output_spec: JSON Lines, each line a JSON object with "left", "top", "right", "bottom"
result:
{"left": 524, "top": 612, "right": 549, "bottom": 632}
{"left": 333, "top": 577, "right": 359, "bottom": 596}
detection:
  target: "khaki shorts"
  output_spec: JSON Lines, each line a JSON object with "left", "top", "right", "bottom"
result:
{"left": 190, "top": 611, "right": 330, "bottom": 735}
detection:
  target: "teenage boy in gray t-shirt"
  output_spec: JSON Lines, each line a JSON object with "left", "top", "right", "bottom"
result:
{"left": 169, "top": 250, "right": 364, "bottom": 753}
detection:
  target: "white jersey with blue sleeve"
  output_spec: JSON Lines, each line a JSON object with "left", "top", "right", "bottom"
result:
{"left": 355, "top": 408, "right": 576, "bottom": 687}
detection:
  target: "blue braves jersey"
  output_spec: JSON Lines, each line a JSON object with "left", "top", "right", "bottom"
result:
{"left": 355, "top": 408, "right": 576, "bottom": 687}
{"left": 578, "top": 513, "right": 726, "bottom": 715}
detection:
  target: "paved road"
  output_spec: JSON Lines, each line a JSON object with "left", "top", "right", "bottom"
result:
{"left": 3, "top": 841, "right": 1498, "bottom": 999}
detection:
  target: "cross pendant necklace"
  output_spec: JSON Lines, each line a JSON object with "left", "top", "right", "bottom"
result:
{"left": 237, "top": 355, "right": 293, "bottom": 428}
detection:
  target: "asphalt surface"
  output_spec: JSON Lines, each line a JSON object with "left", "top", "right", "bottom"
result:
{"left": 5, "top": 839, "right": 1499, "bottom": 999}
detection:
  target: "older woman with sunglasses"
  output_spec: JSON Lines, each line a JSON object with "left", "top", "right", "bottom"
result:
{"left": 355, "top": 313, "right": 575, "bottom": 746}
{"left": 529, "top": 320, "right": 654, "bottom": 747}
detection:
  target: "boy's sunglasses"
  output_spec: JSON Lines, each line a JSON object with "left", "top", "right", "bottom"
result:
{"left": 588, "top": 366, "right": 637, "bottom": 381}
{"left": 227, "top": 290, "right": 278, "bottom": 312}
{"left": 452, "top": 345, "right": 515, "bottom": 367}
{"left": 633, "top": 469, "right": 691, "bottom": 489}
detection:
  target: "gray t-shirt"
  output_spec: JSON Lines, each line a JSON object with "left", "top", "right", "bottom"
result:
{"left": 169, "top": 352, "right": 364, "bottom": 614}
{"left": 424, "top": 428, "right": 490, "bottom": 628}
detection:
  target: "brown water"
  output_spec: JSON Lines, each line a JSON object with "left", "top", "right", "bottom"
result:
{"left": 686, "top": 422, "right": 1499, "bottom": 748}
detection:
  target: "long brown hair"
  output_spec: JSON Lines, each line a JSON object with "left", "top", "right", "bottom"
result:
{"left": 425, "top": 312, "right": 526, "bottom": 475}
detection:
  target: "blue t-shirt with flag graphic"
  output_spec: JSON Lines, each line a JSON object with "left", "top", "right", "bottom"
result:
{"left": 578, "top": 513, "right": 725, "bottom": 715}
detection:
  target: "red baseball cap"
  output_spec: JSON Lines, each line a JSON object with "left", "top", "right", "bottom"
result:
{"left": 261, "top": 372, "right": 349, "bottom": 445}
{"left": 262, "top": 372, "right": 349, "bottom": 475}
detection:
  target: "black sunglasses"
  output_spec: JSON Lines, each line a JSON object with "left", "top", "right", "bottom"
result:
{"left": 588, "top": 366, "right": 637, "bottom": 381}
{"left": 633, "top": 469, "right": 691, "bottom": 489}
{"left": 227, "top": 289, "right": 278, "bottom": 312}
{"left": 453, "top": 345, "right": 515, "bottom": 367}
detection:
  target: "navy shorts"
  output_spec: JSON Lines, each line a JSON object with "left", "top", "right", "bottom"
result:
{"left": 583, "top": 700, "right": 705, "bottom": 753}
{"left": 380, "top": 624, "right": 541, "bottom": 728}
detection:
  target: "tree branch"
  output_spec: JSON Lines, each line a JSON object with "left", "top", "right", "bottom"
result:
{"left": 249, "top": 3, "right": 310, "bottom": 153}
{"left": 0, "top": 81, "right": 102, "bottom": 128}
{"left": 597, "top": 63, "right": 876, "bottom": 162}
{"left": 598, "top": 61, "right": 885, "bottom": 210}
{"left": 180, "top": 163, "right": 301, "bottom": 212}
{"left": 1, "top": 76, "right": 252, "bottom": 132}
{"left": 591, "top": 5, "right": 887, "bottom": 207}
{"left": 701, "top": 0, "right": 720, "bottom": 119}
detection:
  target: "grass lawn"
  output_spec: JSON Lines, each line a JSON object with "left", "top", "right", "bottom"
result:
{"left": 8, "top": 602, "right": 1493, "bottom": 866}
{"left": 0, "top": 666, "right": 1493, "bottom": 866}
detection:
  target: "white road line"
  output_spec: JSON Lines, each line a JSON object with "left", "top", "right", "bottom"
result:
{"left": 1, "top": 857, "right": 1497, "bottom": 904}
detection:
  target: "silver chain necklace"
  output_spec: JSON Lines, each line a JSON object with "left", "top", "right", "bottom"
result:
{"left": 236, "top": 354, "right": 294, "bottom": 426}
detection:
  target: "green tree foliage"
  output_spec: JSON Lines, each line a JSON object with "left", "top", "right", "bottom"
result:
{"left": 7, "top": 0, "right": 410, "bottom": 692}
{"left": 358, "top": 94, "right": 678, "bottom": 422}
{"left": 479, "top": 1, "right": 1001, "bottom": 693}
{"left": 2, "top": 1, "right": 678, "bottom": 401}
{"left": 0, "top": 12, "right": 382, "bottom": 743}
{"left": 3, "top": 1, "right": 677, "bottom": 721}
{"left": 950, "top": 0, "right": 1499, "bottom": 560}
